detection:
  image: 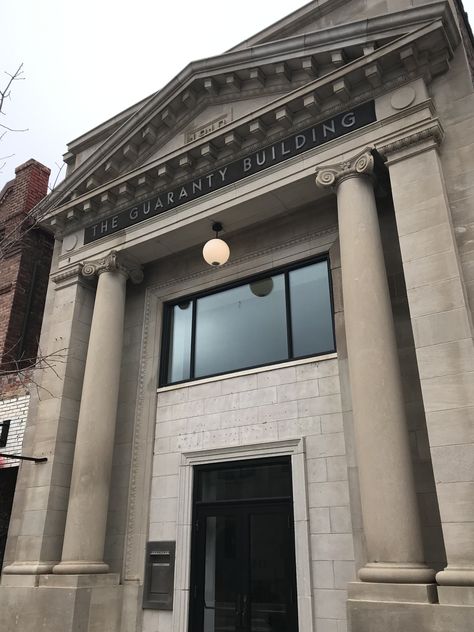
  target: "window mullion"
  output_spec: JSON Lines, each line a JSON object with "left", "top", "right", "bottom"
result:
{"left": 285, "top": 272, "right": 294, "bottom": 359}
{"left": 190, "top": 298, "right": 197, "bottom": 379}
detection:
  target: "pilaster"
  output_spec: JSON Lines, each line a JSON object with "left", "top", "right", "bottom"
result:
{"left": 315, "top": 148, "right": 435, "bottom": 586}
{"left": 379, "top": 129, "right": 474, "bottom": 597}
{"left": 2, "top": 258, "right": 95, "bottom": 576}
{"left": 53, "top": 250, "right": 142, "bottom": 575}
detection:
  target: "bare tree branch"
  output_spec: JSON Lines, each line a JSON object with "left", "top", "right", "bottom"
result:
{"left": 0, "top": 64, "right": 24, "bottom": 114}
{"left": 0, "top": 342, "right": 68, "bottom": 400}
{"left": 0, "top": 63, "right": 67, "bottom": 398}
{"left": 0, "top": 122, "right": 28, "bottom": 133}
{"left": 48, "top": 162, "right": 65, "bottom": 192}
{"left": 0, "top": 63, "right": 28, "bottom": 173}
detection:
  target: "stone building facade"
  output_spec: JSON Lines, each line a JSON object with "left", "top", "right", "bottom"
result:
{"left": 1, "top": 2, "right": 474, "bottom": 631}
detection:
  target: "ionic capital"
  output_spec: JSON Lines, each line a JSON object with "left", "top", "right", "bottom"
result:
{"left": 315, "top": 148, "right": 374, "bottom": 190}
{"left": 82, "top": 250, "right": 143, "bottom": 284}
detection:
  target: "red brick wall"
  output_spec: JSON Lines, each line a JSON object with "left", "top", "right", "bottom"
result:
{"left": 0, "top": 160, "right": 53, "bottom": 385}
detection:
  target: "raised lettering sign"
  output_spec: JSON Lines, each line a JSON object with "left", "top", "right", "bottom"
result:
{"left": 185, "top": 114, "right": 230, "bottom": 144}
{"left": 84, "top": 101, "right": 376, "bottom": 243}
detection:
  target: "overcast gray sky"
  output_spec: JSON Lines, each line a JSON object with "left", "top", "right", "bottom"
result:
{"left": 1, "top": 0, "right": 473, "bottom": 188}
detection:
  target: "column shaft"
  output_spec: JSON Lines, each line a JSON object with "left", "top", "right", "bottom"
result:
{"left": 53, "top": 251, "right": 141, "bottom": 574}
{"left": 316, "top": 149, "right": 434, "bottom": 583}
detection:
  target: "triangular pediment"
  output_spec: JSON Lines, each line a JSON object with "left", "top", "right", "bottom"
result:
{"left": 145, "top": 93, "right": 294, "bottom": 167}
{"left": 230, "top": 0, "right": 458, "bottom": 50}
{"left": 37, "top": 1, "right": 460, "bottom": 229}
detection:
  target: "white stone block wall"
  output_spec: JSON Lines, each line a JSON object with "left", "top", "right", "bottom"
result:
{"left": 148, "top": 357, "right": 353, "bottom": 632}
{"left": 0, "top": 395, "right": 29, "bottom": 468}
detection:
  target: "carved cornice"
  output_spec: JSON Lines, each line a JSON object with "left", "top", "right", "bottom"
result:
{"left": 51, "top": 263, "right": 84, "bottom": 286}
{"left": 82, "top": 250, "right": 143, "bottom": 284}
{"left": 315, "top": 148, "right": 374, "bottom": 190}
{"left": 376, "top": 120, "right": 444, "bottom": 161}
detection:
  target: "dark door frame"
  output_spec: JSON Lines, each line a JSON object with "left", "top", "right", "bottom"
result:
{"left": 188, "top": 458, "right": 299, "bottom": 632}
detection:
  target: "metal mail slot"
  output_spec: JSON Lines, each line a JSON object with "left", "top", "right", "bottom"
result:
{"left": 143, "top": 541, "right": 176, "bottom": 610}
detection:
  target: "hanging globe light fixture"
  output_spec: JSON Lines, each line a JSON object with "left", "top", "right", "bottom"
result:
{"left": 202, "top": 222, "right": 230, "bottom": 267}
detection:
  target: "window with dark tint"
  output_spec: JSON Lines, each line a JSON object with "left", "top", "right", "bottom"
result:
{"left": 162, "top": 258, "right": 334, "bottom": 385}
{"left": 195, "top": 274, "right": 287, "bottom": 378}
{"left": 196, "top": 459, "right": 292, "bottom": 502}
{"left": 167, "top": 301, "right": 193, "bottom": 383}
{"left": 290, "top": 262, "right": 334, "bottom": 357}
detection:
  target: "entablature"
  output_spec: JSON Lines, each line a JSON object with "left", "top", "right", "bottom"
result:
{"left": 51, "top": 90, "right": 443, "bottom": 285}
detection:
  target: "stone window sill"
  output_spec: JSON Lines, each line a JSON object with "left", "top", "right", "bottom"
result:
{"left": 156, "top": 352, "right": 337, "bottom": 393}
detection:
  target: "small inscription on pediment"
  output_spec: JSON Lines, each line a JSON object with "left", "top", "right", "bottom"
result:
{"left": 185, "top": 113, "right": 231, "bottom": 144}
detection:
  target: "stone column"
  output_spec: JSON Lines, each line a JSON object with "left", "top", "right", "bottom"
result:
{"left": 53, "top": 250, "right": 142, "bottom": 574}
{"left": 315, "top": 148, "right": 434, "bottom": 584}
{"left": 378, "top": 128, "right": 474, "bottom": 596}
{"left": 2, "top": 256, "right": 95, "bottom": 578}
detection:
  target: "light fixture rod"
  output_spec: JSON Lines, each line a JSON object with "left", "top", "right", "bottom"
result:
{"left": 212, "top": 222, "right": 223, "bottom": 237}
{"left": 0, "top": 452, "right": 48, "bottom": 464}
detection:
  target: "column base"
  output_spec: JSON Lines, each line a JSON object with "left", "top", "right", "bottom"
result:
{"left": 348, "top": 595, "right": 474, "bottom": 632}
{"left": 52, "top": 560, "right": 110, "bottom": 574}
{"left": 438, "top": 586, "right": 474, "bottom": 605}
{"left": 40, "top": 572, "right": 120, "bottom": 588}
{"left": 0, "top": 573, "right": 122, "bottom": 632}
{"left": 358, "top": 562, "right": 436, "bottom": 583}
{"left": 436, "top": 566, "right": 474, "bottom": 586}
{"left": 348, "top": 581, "right": 437, "bottom": 603}
{"left": 2, "top": 561, "right": 55, "bottom": 575}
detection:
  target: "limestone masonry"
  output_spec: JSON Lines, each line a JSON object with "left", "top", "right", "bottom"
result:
{"left": 1, "top": 2, "right": 474, "bottom": 632}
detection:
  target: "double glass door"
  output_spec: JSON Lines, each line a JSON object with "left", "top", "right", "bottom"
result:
{"left": 189, "top": 459, "right": 298, "bottom": 632}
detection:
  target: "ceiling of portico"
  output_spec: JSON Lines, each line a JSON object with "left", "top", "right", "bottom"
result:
{"left": 96, "top": 171, "right": 334, "bottom": 268}
{"left": 37, "top": 1, "right": 460, "bottom": 235}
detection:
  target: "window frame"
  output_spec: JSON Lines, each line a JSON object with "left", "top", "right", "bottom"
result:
{"left": 159, "top": 254, "right": 336, "bottom": 387}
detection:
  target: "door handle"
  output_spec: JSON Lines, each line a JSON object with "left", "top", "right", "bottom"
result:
{"left": 242, "top": 594, "right": 248, "bottom": 623}
{"left": 235, "top": 593, "right": 242, "bottom": 628}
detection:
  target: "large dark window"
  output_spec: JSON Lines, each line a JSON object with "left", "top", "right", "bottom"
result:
{"left": 161, "top": 258, "right": 335, "bottom": 385}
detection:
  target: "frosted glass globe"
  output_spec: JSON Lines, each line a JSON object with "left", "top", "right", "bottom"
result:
{"left": 202, "top": 238, "right": 230, "bottom": 266}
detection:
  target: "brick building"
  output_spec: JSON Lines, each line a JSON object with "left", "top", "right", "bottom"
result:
{"left": 0, "top": 159, "right": 52, "bottom": 567}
